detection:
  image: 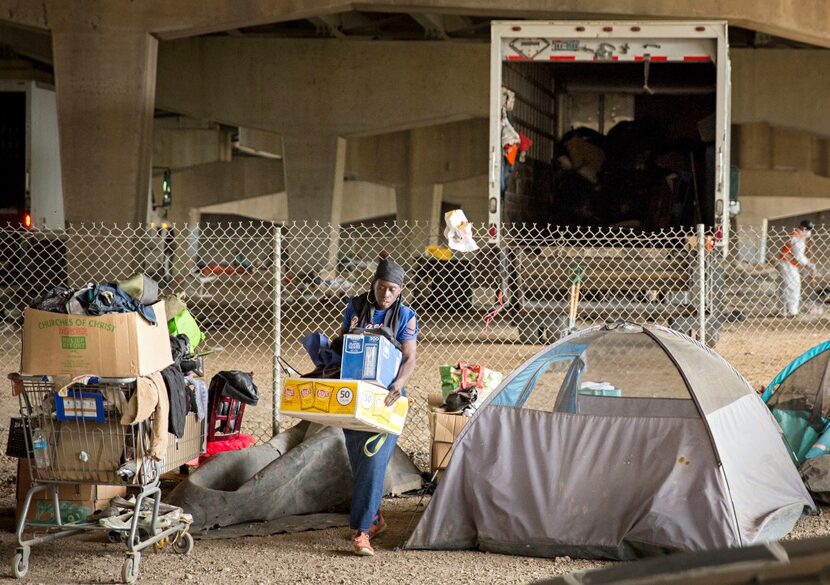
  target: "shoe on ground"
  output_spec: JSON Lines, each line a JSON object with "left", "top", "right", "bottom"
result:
{"left": 352, "top": 531, "right": 374, "bottom": 556}
{"left": 368, "top": 512, "right": 386, "bottom": 540}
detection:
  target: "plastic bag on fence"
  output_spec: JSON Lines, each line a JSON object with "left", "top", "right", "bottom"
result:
{"left": 440, "top": 363, "right": 503, "bottom": 400}
{"left": 444, "top": 209, "right": 478, "bottom": 252}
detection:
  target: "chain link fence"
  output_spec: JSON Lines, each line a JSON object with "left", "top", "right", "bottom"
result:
{"left": 2, "top": 221, "right": 830, "bottom": 469}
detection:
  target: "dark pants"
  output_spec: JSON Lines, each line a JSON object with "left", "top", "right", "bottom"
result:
{"left": 343, "top": 428, "right": 399, "bottom": 532}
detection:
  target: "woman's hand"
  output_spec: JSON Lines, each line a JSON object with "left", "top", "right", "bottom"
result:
{"left": 385, "top": 382, "right": 403, "bottom": 407}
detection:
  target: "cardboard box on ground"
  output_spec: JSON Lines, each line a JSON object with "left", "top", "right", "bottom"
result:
{"left": 16, "top": 459, "right": 126, "bottom": 525}
{"left": 428, "top": 411, "right": 470, "bottom": 474}
{"left": 20, "top": 304, "right": 173, "bottom": 377}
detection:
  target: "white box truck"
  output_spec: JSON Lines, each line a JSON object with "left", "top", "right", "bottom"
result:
{"left": 482, "top": 21, "right": 731, "bottom": 343}
{"left": 0, "top": 81, "right": 67, "bottom": 322}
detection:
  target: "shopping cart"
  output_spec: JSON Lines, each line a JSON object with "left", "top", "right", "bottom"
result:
{"left": 13, "top": 375, "right": 202, "bottom": 583}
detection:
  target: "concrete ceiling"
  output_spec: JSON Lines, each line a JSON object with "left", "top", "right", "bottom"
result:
{"left": 0, "top": 0, "right": 830, "bottom": 72}
{"left": 0, "top": 8, "right": 823, "bottom": 76}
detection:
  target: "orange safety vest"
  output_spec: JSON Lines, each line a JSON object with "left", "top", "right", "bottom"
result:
{"left": 779, "top": 230, "right": 810, "bottom": 267}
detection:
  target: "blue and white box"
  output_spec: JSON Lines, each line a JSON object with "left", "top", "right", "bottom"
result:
{"left": 341, "top": 334, "right": 402, "bottom": 389}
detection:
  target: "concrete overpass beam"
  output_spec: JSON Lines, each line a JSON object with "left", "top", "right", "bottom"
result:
{"left": 156, "top": 37, "right": 488, "bottom": 137}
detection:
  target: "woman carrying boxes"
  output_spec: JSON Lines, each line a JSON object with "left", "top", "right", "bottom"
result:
{"left": 340, "top": 251, "right": 418, "bottom": 556}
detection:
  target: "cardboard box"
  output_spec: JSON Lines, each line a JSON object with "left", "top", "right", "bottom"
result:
{"left": 20, "top": 304, "right": 173, "bottom": 377}
{"left": 428, "top": 410, "right": 470, "bottom": 472}
{"left": 340, "top": 334, "right": 402, "bottom": 389}
{"left": 48, "top": 419, "right": 129, "bottom": 483}
{"left": 16, "top": 459, "right": 125, "bottom": 525}
{"left": 281, "top": 378, "right": 408, "bottom": 435}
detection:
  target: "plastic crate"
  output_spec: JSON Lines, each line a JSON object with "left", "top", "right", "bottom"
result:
{"left": 6, "top": 417, "right": 32, "bottom": 459}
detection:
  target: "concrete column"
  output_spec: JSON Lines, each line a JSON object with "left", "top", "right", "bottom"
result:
{"left": 283, "top": 134, "right": 346, "bottom": 274}
{"left": 396, "top": 183, "right": 443, "bottom": 241}
{"left": 52, "top": 30, "right": 158, "bottom": 224}
{"left": 396, "top": 127, "right": 446, "bottom": 251}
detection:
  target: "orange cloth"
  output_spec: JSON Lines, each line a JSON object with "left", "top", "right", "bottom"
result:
{"left": 505, "top": 144, "right": 518, "bottom": 165}
{"left": 778, "top": 230, "right": 809, "bottom": 267}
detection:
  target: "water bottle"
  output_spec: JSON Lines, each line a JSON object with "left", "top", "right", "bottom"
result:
{"left": 32, "top": 428, "right": 50, "bottom": 469}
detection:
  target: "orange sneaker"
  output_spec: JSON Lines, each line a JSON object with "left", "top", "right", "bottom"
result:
{"left": 368, "top": 512, "right": 386, "bottom": 540}
{"left": 352, "top": 531, "right": 374, "bottom": 556}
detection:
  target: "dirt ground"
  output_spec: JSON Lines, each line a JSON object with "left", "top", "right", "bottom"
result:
{"left": 0, "top": 495, "right": 607, "bottom": 584}
{"left": 2, "top": 324, "right": 830, "bottom": 583}
{"left": 1, "top": 494, "right": 829, "bottom": 585}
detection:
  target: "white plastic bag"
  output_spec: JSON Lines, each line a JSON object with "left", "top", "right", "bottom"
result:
{"left": 444, "top": 209, "right": 479, "bottom": 252}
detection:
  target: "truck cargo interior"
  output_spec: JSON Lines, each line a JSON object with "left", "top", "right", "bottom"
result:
{"left": 502, "top": 61, "right": 717, "bottom": 231}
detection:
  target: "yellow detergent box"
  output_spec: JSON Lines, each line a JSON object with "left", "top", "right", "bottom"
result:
{"left": 281, "top": 378, "right": 408, "bottom": 435}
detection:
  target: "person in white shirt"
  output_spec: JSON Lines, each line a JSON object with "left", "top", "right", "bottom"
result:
{"left": 777, "top": 220, "right": 816, "bottom": 317}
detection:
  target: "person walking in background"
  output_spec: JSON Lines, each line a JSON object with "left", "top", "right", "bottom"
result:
{"left": 777, "top": 219, "right": 816, "bottom": 317}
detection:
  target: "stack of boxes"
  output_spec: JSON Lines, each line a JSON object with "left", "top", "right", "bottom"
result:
{"left": 15, "top": 305, "right": 204, "bottom": 523}
{"left": 428, "top": 410, "right": 470, "bottom": 478}
{"left": 281, "top": 334, "right": 409, "bottom": 434}
{"left": 428, "top": 363, "right": 503, "bottom": 478}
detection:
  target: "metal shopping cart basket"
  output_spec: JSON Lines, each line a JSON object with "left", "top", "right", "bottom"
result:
{"left": 13, "top": 375, "right": 202, "bottom": 583}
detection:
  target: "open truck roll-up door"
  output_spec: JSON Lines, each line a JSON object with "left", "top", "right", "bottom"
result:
{"left": 488, "top": 21, "right": 731, "bottom": 252}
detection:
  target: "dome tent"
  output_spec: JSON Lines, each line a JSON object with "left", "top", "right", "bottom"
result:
{"left": 763, "top": 340, "right": 830, "bottom": 502}
{"left": 762, "top": 340, "right": 830, "bottom": 465}
{"left": 407, "top": 323, "right": 814, "bottom": 560}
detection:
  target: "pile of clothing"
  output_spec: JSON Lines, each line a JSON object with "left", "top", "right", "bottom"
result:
{"left": 500, "top": 86, "right": 534, "bottom": 195}
{"left": 29, "top": 273, "right": 159, "bottom": 324}
{"left": 30, "top": 275, "right": 211, "bottom": 469}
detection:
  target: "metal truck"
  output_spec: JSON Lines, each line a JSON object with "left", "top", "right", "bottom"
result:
{"left": 0, "top": 80, "right": 67, "bottom": 321}
{"left": 480, "top": 21, "right": 732, "bottom": 344}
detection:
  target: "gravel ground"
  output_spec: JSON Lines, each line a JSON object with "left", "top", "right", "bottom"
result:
{"left": 1, "top": 495, "right": 828, "bottom": 584}
{"left": 0, "top": 495, "right": 605, "bottom": 584}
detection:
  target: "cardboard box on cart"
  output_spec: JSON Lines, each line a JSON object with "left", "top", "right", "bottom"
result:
{"left": 20, "top": 305, "right": 172, "bottom": 377}
{"left": 281, "top": 378, "right": 408, "bottom": 434}
{"left": 15, "top": 459, "right": 125, "bottom": 525}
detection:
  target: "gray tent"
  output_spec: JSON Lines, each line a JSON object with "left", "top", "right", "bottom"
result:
{"left": 407, "top": 323, "right": 815, "bottom": 560}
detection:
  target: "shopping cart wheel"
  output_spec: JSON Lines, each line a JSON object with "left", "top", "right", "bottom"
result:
{"left": 12, "top": 547, "right": 29, "bottom": 579}
{"left": 121, "top": 552, "right": 140, "bottom": 584}
{"left": 172, "top": 531, "right": 194, "bottom": 555}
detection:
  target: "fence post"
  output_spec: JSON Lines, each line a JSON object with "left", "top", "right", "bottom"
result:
{"left": 759, "top": 218, "right": 768, "bottom": 265}
{"left": 697, "top": 223, "right": 706, "bottom": 346}
{"left": 272, "top": 223, "right": 282, "bottom": 437}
